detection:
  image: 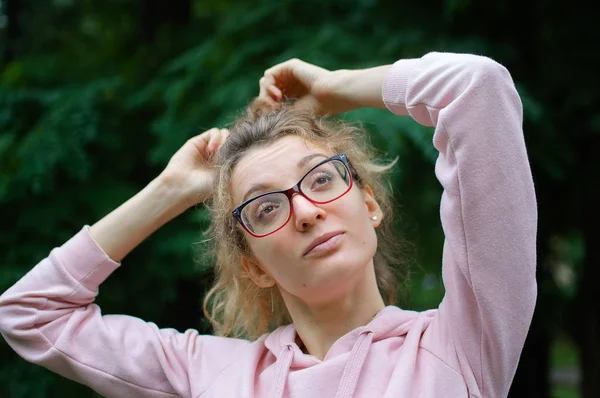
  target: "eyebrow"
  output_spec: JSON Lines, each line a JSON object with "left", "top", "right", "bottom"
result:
{"left": 241, "top": 153, "right": 329, "bottom": 202}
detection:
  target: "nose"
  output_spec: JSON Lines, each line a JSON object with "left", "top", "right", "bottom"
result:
{"left": 292, "top": 194, "right": 326, "bottom": 231}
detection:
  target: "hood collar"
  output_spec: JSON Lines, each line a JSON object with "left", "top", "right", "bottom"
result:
{"left": 265, "top": 306, "right": 434, "bottom": 398}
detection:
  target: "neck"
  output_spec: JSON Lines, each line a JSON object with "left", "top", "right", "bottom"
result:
{"left": 281, "top": 263, "right": 385, "bottom": 360}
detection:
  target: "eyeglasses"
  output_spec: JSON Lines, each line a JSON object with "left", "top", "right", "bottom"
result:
{"left": 232, "top": 153, "right": 354, "bottom": 238}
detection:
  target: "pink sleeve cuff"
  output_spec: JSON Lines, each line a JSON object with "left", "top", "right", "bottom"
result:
{"left": 382, "top": 58, "right": 421, "bottom": 116}
{"left": 56, "top": 226, "right": 121, "bottom": 291}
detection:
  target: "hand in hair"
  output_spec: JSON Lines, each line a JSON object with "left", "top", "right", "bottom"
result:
{"left": 258, "top": 58, "right": 391, "bottom": 116}
{"left": 160, "top": 128, "right": 230, "bottom": 205}
{"left": 258, "top": 59, "right": 336, "bottom": 115}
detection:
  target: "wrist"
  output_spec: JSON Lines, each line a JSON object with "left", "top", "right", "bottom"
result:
{"left": 328, "top": 66, "right": 391, "bottom": 112}
{"left": 89, "top": 177, "right": 191, "bottom": 262}
{"left": 151, "top": 175, "right": 196, "bottom": 220}
{"left": 322, "top": 69, "right": 359, "bottom": 114}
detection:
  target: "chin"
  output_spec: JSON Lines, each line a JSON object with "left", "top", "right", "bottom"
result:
{"left": 304, "top": 249, "right": 372, "bottom": 291}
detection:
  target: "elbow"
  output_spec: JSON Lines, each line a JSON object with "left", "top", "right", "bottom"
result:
{"left": 0, "top": 302, "right": 22, "bottom": 352}
{"left": 427, "top": 52, "right": 523, "bottom": 116}
{"left": 0, "top": 293, "right": 28, "bottom": 337}
{"left": 464, "top": 54, "right": 514, "bottom": 83}
{"left": 0, "top": 287, "right": 46, "bottom": 340}
{"left": 0, "top": 293, "right": 56, "bottom": 363}
{"left": 432, "top": 52, "right": 515, "bottom": 83}
{"left": 0, "top": 292, "right": 13, "bottom": 335}
{"left": 471, "top": 56, "right": 521, "bottom": 100}
{"left": 468, "top": 55, "right": 523, "bottom": 121}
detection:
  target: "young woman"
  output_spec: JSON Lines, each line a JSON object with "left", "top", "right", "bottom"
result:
{"left": 0, "top": 52, "right": 537, "bottom": 397}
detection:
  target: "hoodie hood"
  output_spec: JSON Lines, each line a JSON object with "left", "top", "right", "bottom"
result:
{"left": 263, "top": 306, "right": 435, "bottom": 398}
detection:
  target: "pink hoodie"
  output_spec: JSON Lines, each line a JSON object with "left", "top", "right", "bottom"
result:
{"left": 0, "top": 52, "right": 537, "bottom": 398}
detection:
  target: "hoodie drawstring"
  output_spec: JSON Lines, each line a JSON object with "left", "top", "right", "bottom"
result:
{"left": 268, "top": 332, "right": 373, "bottom": 398}
{"left": 268, "top": 344, "right": 294, "bottom": 398}
{"left": 334, "top": 331, "right": 373, "bottom": 398}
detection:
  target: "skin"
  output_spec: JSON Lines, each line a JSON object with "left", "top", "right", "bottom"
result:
{"left": 232, "top": 135, "right": 385, "bottom": 359}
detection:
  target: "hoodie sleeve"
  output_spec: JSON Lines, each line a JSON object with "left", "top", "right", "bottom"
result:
{"left": 0, "top": 226, "right": 247, "bottom": 398}
{"left": 382, "top": 52, "right": 537, "bottom": 397}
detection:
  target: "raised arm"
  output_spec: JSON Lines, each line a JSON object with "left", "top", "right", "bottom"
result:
{"left": 259, "top": 52, "right": 537, "bottom": 397}
{"left": 380, "top": 53, "right": 537, "bottom": 397}
{"left": 89, "top": 127, "right": 230, "bottom": 262}
{"left": 0, "top": 129, "right": 244, "bottom": 397}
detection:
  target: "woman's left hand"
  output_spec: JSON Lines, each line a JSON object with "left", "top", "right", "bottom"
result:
{"left": 257, "top": 58, "right": 349, "bottom": 116}
{"left": 258, "top": 58, "right": 390, "bottom": 116}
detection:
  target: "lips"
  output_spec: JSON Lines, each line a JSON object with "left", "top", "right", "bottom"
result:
{"left": 303, "top": 231, "right": 344, "bottom": 256}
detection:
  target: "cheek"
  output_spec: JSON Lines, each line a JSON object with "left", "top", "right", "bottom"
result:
{"left": 246, "top": 233, "right": 298, "bottom": 271}
{"left": 346, "top": 215, "right": 378, "bottom": 256}
{"left": 336, "top": 188, "right": 371, "bottom": 221}
{"left": 362, "top": 223, "right": 379, "bottom": 255}
{"left": 335, "top": 192, "right": 378, "bottom": 255}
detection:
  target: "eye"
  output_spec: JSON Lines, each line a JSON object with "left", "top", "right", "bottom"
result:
{"left": 310, "top": 172, "right": 334, "bottom": 189}
{"left": 256, "top": 201, "right": 280, "bottom": 219}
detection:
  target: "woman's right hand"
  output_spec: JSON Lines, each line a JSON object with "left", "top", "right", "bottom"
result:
{"left": 159, "top": 128, "right": 230, "bottom": 206}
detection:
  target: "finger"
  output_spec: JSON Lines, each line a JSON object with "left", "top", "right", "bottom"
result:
{"left": 220, "top": 128, "right": 230, "bottom": 142}
{"left": 259, "top": 76, "right": 280, "bottom": 103}
{"left": 259, "top": 75, "right": 274, "bottom": 95}
{"left": 261, "top": 73, "right": 277, "bottom": 88}
{"left": 268, "top": 59, "right": 327, "bottom": 92}
{"left": 266, "top": 84, "right": 283, "bottom": 101}
{"left": 206, "top": 130, "right": 221, "bottom": 154}
{"left": 262, "top": 62, "right": 294, "bottom": 95}
{"left": 264, "top": 59, "right": 298, "bottom": 82}
{"left": 270, "top": 74, "right": 288, "bottom": 94}
{"left": 265, "top": 59, "right": 312, "bottom": 90}
{"left": 255, "top": 95, "right": 280, "bottom": 111}
{"left": 189, "top": 128, "right": 217, "bottom": 152}
{"left": 211, "top": 129, "right": 230, "bottom": 153}
{"left": 258, "top": 77, "right": 267, "bottom": 97}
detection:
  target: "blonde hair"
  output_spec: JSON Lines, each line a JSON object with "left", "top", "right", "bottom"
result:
{"left": 202, "top": 101, "right": 410, "bottom": 339}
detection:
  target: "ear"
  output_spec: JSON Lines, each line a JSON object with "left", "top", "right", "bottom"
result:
{"left": 241, "top": 255, "right": 276, "bottom": 288}
{"left": 362, "top": 185, "right": 383, "bottom": 228}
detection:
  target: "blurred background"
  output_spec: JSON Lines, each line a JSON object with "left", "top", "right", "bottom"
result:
{"left": 0, "top": 0, "right": 598, "bottom": 397}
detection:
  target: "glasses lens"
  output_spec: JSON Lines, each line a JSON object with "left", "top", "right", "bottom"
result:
{"left": 300, "top": 159, "right": 350, "bottom": 203}
{"left": 241, "top": 192, "right": 290, "bottom": 236}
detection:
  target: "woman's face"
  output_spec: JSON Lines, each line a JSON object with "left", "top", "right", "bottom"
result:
{"left": 231, "top": 135, "right": 382, "bottom": 304}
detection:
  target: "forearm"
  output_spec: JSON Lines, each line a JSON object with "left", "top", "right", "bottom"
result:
{"left": 329, "top": 65, "right": 391, "bottom": 112}
{"left": 89, "top": 176, "right": 190, "bottom": 262}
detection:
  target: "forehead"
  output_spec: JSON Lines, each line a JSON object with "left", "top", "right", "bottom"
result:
{"left": 231, "top": 135, "right": 333, "bottom": 202}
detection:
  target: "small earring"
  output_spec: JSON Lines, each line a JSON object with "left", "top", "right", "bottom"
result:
{"left": 371, "top": 216, "right": 378, "bottom": 221}
{"left": 264, "top": 277, "right": 271, "bottom": 284}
